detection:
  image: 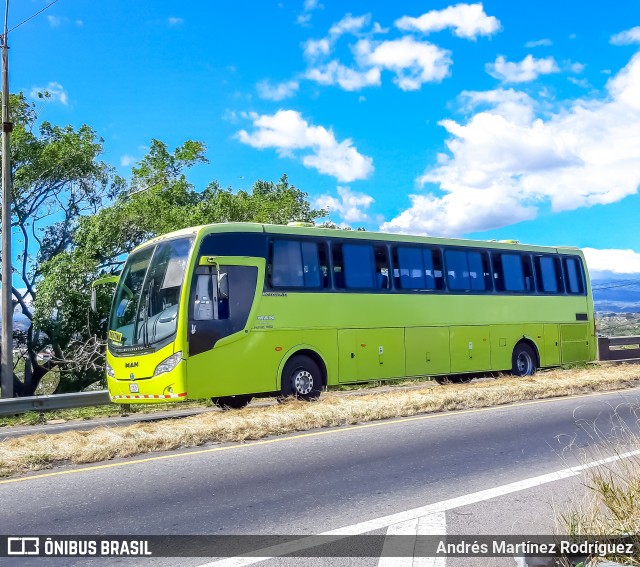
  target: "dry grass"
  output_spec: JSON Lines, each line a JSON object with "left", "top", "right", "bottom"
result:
{"left": 2, "top": 364, "right": 640, "bottom": 479}
{"left": 559, "top": 405, "right": 640, "bottom": 566}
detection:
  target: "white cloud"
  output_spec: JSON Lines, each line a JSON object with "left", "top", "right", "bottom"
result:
{"left": 29, "top": 82, "right": 68, "bottom": 105}
{"left": 305, "top": 61, "right": 381, "bottom": 90}
{"left": 583, "top": 248, "right": 640, "bottom": 276}
{"left": 237, "top": 110, "right": 373, "bottom": 182}
{"left": 459, "top": 89, "right": 535, "bottom": 123}
{"left": 381, "top": 51, "right": 640, "bottom": 237}
{"left": 304, "top": 38, "right": 332, "bottom": 58}
{"left": 303, "top": 13, "right": 372, "bottom": 60}
{"left": 525, "top": 38, "right": 552, "bottom": 48}
{"left": 297, "top": 0, "right": 323, "bottom": 25}
{"left": 168, "top": 17, "right": 184, "bottom": 26}
{"left": 329, "top": 13, "right": 370, "bottom": 38}
{"left": 315, "top": 186, "right": 374, "bottom": 222}
{"left": 256, "top": 79, "right": 299, "bottom": 101}
{"left": 381, "top": 188, "right": 536, "bottom": 236}
{"left": 120, "top": 155, "right": 137, "bottom": 167}
{"left": 47, "top": 15, "right": 62, "bottom": 27}
{"left": 486, "top": 54, "right": 559, "bottom": 83}
{"left": 355, "top": 37, "right": 452, "bottom": 90}
{"left": 610, "top": 26, "right": 640, "bottom": 45}
{"left": 395, "top": 3, "right": 500, "bottom": 40}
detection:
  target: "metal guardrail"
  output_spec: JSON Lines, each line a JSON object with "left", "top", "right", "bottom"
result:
{"left": 598, "top": 335, "right": 640, "bottom": 361}
{"left": 0, "top": 390, "right": 111, "bottom": 417}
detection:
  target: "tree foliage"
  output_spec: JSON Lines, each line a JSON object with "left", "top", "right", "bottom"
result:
{"left": 6, "top": 94, "right": 124, "bottom": 396}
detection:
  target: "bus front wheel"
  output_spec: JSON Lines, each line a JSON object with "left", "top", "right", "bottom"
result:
{"left": 282, "top": 355, "right": 322, "bottom": 401}
{"left": 213, "top": 395, "right": 253, "bottom": 410}
{"left": 511, "top": 343, "right": 537, "bottom": 377}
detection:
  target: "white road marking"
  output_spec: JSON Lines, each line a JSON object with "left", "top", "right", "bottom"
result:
{"left": 377, "top": 511, "right": 447, "bottom": 567}
{"left": 414, "top": 512, "right": 447, "bottom": 567}
{"left": 378, "top": 518, "right": 419, "bottom": 567}
{"left": 197, "top": 449, "right": 640, "bottom": 567}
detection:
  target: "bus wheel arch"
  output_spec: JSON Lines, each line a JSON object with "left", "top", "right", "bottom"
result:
{"left": 511, "top": 339, "right": 539, "bottom": 377}
{"left": 280, "top": 348, "right": 327, "bottom": 400}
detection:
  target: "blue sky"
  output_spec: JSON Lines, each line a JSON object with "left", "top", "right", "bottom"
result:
{"left": 10, "top": 0, "right": 640, "bottom": 279}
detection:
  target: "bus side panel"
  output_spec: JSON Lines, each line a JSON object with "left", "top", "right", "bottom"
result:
{"left": 338, "top": 328, "right": 405, "bottom": 383}
{"left": 450, "top": 326, "right": 491, "bottom": 373}
{"left": 542, "top": 324, "right": 560, "bottom": 367}
{"left": 298, "top": 329, "right": 339, "bottom": 386}
{"left": 186, "top": 331, "right": 276, "bottom": 398}
{"left": 487, "top": 324, "right": 542, "bottom": 371}
{"left": 560, "top": 323, "right": 591, "bottom": 363}
{"left": 187, "top": 328, "right": 338, "bottom": 398}
{"left": 405, "top": 327, "right": 450, "bottom": 376}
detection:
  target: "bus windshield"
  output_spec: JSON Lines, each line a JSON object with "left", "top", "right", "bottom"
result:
{"left": 108, "top": 237, "right": 194, "bottom": 351}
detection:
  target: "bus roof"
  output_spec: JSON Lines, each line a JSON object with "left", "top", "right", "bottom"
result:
{"left": 132, "top": 222, "right": 583, "bottom": 256}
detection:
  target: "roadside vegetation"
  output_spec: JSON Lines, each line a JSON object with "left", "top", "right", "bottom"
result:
{"left": 560, "top": 407, "right": 640, "bottom": 566}
{"left": 2, "top": 364, "right": 640, "bottom": 479}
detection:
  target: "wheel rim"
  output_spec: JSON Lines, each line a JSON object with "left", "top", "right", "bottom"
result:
{"left": 517, "top": 351, "right": 533, "bottom": 375}
{"left": 293, "top": 369, "right": 313, "bottom": 395}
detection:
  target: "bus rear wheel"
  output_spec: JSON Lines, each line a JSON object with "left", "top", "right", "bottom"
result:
{"left": 511, "top": 343, "right": 536, "bottom": 377}
{"left": 212, "top": 395, "right": 253, "bottom": 410}
{"left": 282, "top": 355, "right": 322, "bottom": 401}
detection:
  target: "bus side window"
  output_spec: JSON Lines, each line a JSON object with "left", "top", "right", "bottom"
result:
{"left": 342, "top": 244, "right": 375, "bottom": 289}
{"left": 534, "top": 255, "right": 564, "bottom": 293}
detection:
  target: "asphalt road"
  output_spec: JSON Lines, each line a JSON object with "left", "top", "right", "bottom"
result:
{"left": 2, "top": 388, "right": 640, "bottom": 567}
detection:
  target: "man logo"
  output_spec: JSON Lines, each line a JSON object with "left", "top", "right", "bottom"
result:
{"left": 125, "top": 361, "right": 139, "bottom": 369}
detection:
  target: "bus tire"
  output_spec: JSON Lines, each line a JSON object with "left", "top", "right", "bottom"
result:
{"left": 281, "top": 355, "right": 322, "bottom": 401}
{"left": 213, "top": 395, "right": 252, "bottom": 410}
{"left": 511, "top": 343, "right": 536, "bottom": 377}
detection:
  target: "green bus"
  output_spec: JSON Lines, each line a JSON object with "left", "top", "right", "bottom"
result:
{"left": 104, "top": 222, "right": 595, "bottom": 408}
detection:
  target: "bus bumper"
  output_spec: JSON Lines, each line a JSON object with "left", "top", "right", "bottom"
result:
{"left": 107, "top": 361, "right": 188, "bottom": 404}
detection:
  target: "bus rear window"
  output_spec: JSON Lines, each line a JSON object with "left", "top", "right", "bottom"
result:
{"left": 563, "top": 256, "right": 585, "bottom": 294}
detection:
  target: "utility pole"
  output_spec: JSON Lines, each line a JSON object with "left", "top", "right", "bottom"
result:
{"left": 0, "top": 0, "right": 12, "bottom": 399}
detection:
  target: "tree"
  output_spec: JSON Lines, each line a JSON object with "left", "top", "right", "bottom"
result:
{"left": 5, "top": 94, "right": 124, "bottom": 396}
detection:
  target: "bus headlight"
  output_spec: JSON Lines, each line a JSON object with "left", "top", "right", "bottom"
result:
{"left": 106, "top": 361, "right": 115, "bottom": 378}
{"left": 153, "top": 352, "right": 182, "bottom": 377}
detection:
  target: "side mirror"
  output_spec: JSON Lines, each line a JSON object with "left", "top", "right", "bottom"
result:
{"left": 218, "top": 272, "right": 229, "bottom": 299}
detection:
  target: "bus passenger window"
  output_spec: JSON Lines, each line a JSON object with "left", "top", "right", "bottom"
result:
{"left": 343, "top": 244, "right": 375, "bottom": 289}
{"left": 534, "top": 255, "right": 564, "bottom": 293}
{"left": 271, "top": 239, "right": 326, "bottom": 289}
{"left": 445, "top": 250, "right": 471, "bottom": 290}
{"left": 493, "top": 253, "right": 526, "bottom": 292}
{"left": 396, "top": 247, "right": 426, "bottom": 289}
{"left": 444, "top": 249, "right": 489, "bottom": 291}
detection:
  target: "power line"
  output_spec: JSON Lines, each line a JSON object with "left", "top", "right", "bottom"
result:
{"left": 7, "top": 0, "right": 61, "bottom": 34}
